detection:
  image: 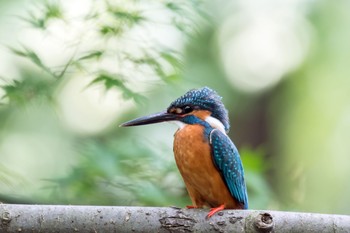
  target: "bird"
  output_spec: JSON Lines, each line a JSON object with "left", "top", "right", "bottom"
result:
{"left": 120, "top": 87, "right": 248, "bottom": 218}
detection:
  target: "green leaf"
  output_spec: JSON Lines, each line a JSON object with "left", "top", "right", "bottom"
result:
{"left": 1, "top": 76, "right": 52, "bottom": 105}
{"left": 89, "top": 73, "right": 124, "bottom": 90}
{"left": 77, "top": 51, "right": 104, "bottom": 61}
{"left": 88, "top": 73, "right": 146, "bottom": 103}
{"left": 160, "top": 52, "right": 182, "bottom": 68}
{"left": 108, "top": 7, "right": 145, "bottom": 27}
{"left": 165, "top": 2, "right": 182, "bottom": 12}
{"left": 19, "top": 2, "right": 62, "bottom": 29}
{"left": 99, "top": 25, "right": 124, "bottom": 36}
{"left": 9, "top": 46, "right": 68, "bottom": 79}
{"left": 19, "top": 11, "right": 47, "bottom": 29}
{"left": 43, "top": 1, "right": 62, "bottom": 20}
{"left": 9, "top": 47, "right": 45, "bottom": 70}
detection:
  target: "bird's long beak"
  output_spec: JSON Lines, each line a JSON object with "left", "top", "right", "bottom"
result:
{"left": 120, "top": 111, "right": 179, "bottom": 127}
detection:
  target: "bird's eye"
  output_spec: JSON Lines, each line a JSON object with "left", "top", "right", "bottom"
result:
{"left": 182, "top": 106, "right": 193, "bottom": 114}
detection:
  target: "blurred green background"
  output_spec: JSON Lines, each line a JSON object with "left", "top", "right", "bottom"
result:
{"left": 0, "top": 0, "right": 349, "bottom": 214}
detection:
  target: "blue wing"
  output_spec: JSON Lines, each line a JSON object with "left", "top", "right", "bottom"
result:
{"left": 209, "top": 129, "right": 248, "bottom": 208}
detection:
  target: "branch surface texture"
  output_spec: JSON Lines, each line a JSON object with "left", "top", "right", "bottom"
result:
{"left": 0, "top": 204, "right": 349, "bottom": 232}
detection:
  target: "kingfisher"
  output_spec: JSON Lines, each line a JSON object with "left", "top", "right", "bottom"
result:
{"left": 120, "top": 87, "right": 248, "bottom": 218}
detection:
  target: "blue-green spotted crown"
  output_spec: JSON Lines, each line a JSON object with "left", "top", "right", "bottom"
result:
{"left": 168, "top": 87, "right": 230, "bottom": 132}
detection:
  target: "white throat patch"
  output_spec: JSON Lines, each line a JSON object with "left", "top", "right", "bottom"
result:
{"left": 170, "top": 117, "right": 226, "bottom": 134}
{"left": 205, "top": 116, "right": 226, "bottom": 134}
{"left": 171, "top": 120, "right": 186, "bottom": 129}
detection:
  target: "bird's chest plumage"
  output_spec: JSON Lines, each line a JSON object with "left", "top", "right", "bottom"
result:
{"left": 173, "top": 125, "right": 211, "bottom": 178}
{"left": 173, "top": 124, "right": 237, "bottom": 208}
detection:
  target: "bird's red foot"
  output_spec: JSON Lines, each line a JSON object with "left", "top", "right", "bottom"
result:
{"left": 186, "top": 205, "right": 199, "bottom": 209}
{"left": 206, "top": 204, "right": 225, "bottom": 219}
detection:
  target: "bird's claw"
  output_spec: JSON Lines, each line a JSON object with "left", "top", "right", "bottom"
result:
{"left": 206, "top": 204, "right": 225, "bottom": 219}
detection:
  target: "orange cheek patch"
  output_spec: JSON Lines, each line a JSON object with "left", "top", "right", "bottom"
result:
{"left": 192, "top": 110, "right": 211, "bottom": 121}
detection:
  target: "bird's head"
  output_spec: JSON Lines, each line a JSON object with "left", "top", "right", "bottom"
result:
{"left": 120, "top": 87, "right": 230, "bottom": 133}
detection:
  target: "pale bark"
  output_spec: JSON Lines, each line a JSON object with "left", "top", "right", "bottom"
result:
{"left": 0, "top": 204, "right": 349, "bottom": 233}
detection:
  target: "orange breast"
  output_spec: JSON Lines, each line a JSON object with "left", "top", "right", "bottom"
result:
{"left": 173, "top": 124, "right": 240, "bottom": 209}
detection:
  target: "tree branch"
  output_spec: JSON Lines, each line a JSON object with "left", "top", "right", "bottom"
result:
{"left": 0, "top": 204, "right": 349, "bottom": 232}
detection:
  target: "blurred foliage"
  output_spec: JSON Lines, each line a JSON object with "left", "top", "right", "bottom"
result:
{"left": 0, "top": 0, "right": 349, "bottom": 215}
{"left": 45, "top": 138, "right": 188, "bottom": 206}
{"left": 17, "top": 1, "right": 62, "bottom": 29}
{"left": 0, "top": 0, "right": 202, "bottom": 207}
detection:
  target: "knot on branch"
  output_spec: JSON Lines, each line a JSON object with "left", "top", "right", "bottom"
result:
{"left": 1, "top": 211, "right": 12, "bottom": 226}
{"left": 254, "top": 212, "right": 274, "bottom": 233}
